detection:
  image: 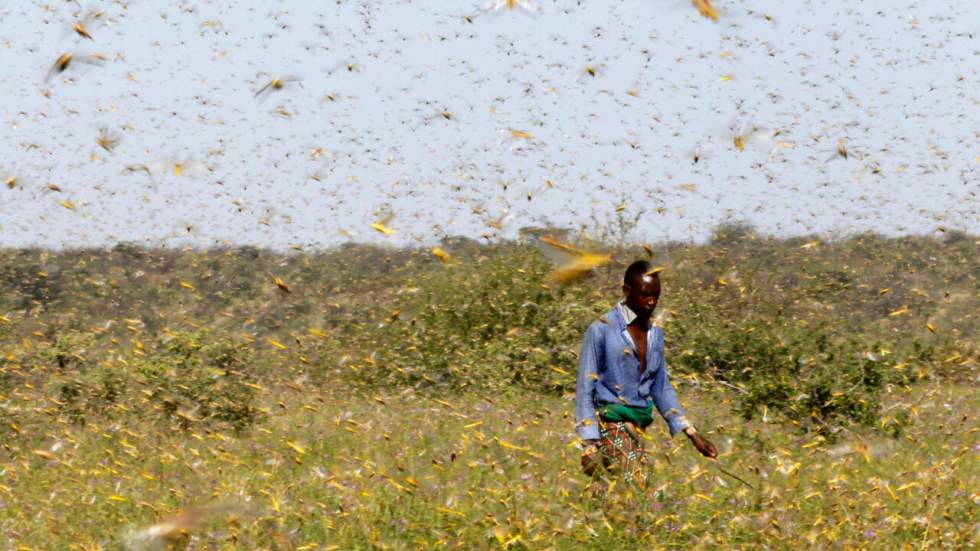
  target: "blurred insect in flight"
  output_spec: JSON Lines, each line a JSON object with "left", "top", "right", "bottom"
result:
{"left": 575, "top": 63, "right": 608, "bottom": 82}
{"left": 692, "top": 0, "right": 719, "bottom": 21}
{"left": 66, "top": 4, "right": 106, "bottom": 40}
{"left": 730, "top": 119, "right": 773, "bottom": 153}
{"left": 371, "top": 205, "right": 397, "bottom": 235}
{"left": 254, "top": 75, "right": 303, "bottom": 98}
{"left": 326, "top": 61, "right": 363, "bottom": 74}
{"left": 497, "top": 129, "right": 535, "bottom": 151}
{"left": 125, "top": 501, "right": 256, "bottom": 550}
{"left": 46, "top": 52, "right": 106, "bottom": 82}
{"left": 535, "top": 235, "right": 611, "bottom": 285}
{"left": 95, "top": 128, "right": 119, "bottom": 152}
{"left": 485, "top": 0, "right": 538, "bottom": 13}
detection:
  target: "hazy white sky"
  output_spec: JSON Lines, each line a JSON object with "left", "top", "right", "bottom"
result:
{"left": 1, "top": 0, "right": 977, "bottom": 250}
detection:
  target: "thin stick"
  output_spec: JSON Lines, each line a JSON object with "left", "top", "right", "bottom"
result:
{"left": 711, "top": 379, "right": 749, "bottom": 394}
{"left": 708, "top": 458, "right": 756, "bottom": 489}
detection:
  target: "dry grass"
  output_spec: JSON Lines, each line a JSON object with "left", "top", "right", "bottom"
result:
{"left": 1, "top": 380, "right": 975, "bottom": 549}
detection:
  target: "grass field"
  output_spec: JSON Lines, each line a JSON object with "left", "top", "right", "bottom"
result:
{"left": 0, "top": 231, "right": 977, "bottom": 549}
{"left": 2, "top": 378, "right": 976, "bottom": 549}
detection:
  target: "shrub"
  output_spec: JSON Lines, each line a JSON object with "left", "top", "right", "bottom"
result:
{"left": 52, "top": 361, "right": 133, "bottom": 424}
{"left": 370, "top": 247, "right": 603, "bottom": 394}
{"left": 667, "top": 304, "right": 894, "bottom": 437}
{"left": 29, "top": 330, "right": 129, "bottom": 424}
{"left": 135, "top": 330, "right": 259, "bottom": 431}
{"left": 37, "top": 329, "right": 260, "bottom": 430}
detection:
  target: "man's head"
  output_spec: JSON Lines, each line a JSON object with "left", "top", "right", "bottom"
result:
{"left": 622, "top": 260, "right": 661, "bottom": 319}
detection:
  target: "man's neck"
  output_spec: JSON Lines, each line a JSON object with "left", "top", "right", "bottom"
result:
{"left": 620, "top": 301, "right": 650, "bottom": 329}
{"left": 628, "top": 316, "right": 650, "bottom": 330}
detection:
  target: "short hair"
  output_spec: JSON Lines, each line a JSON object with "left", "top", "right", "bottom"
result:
{"left": 624, "top": 260, "right": 657, "bottom": 287}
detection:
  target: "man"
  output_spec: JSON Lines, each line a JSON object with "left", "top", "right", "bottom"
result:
{"left": 576, "top": 260, "right": 716, "bottom": 491}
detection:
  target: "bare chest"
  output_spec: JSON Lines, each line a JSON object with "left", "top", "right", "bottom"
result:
{"left": 626, "top": 324, "right": 648, "bottom": 373}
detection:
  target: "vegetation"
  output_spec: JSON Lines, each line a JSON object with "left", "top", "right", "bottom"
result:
{"left": 0, "top": 227, "right": 976, "bottom": 548}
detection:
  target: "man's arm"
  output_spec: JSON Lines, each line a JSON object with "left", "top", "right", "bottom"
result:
{"left": 575, "top": 323, "right": 603, "bottom": 441}
{"left": 651, "top": 329, "right": 717, "bottom": 457}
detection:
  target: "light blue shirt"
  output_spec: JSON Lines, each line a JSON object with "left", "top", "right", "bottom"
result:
{"left": 575, "top": 303, "right": 692, "bottom": 440}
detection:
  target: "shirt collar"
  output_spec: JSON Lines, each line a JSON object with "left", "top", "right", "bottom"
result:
{"left": 618, "top": 301, "right": 638, "bottom": 325}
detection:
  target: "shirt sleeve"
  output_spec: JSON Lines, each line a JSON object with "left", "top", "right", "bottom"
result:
{"left": 575, "top": 323, "right": 603, "bottom": 440}
{"left": 650, "top": 329, "right": 692, "bottom": 437}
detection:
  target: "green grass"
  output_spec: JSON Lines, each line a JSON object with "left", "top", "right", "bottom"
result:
{"left": 1, "top": 380, "right": 976, "bottom": 549}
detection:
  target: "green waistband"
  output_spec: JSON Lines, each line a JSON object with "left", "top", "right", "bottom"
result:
{"left": 599, "top": 403, "right": 654, "bottom": 428}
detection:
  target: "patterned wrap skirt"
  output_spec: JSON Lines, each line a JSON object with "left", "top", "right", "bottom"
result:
{"left": 585, "top": 418, "right": 649, "bottom": 494}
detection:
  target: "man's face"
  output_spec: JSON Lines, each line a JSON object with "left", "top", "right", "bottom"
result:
{"left": 623, "top": 275, "right": 661, "bottom": 317}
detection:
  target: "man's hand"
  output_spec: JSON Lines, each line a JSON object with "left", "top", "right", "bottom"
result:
{"left": 684, "top": 427, "right": 717, "bottom": 458}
